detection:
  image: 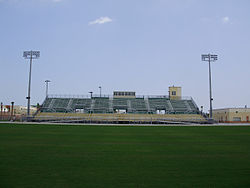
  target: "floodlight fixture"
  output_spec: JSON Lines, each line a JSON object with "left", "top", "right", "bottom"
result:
{"left": 201, "top": 53, "right": 218, "bottom": 119}
{"left": 23, "top": 51, "right": 40, "bottom": 59}
{"left": 23, "top": 50, "right": 40, "bottom": 119}
{"left": 202, "top": 54, "right": 218, "bottom": 62}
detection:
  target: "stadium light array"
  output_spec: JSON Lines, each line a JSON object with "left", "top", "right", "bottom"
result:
{"left": 201, "top": 54, "right": 218, "bottom": 119}
{"left": 23, "top": 50, "right": 40, "bottom": 119}
{"left": 23, "top": 51, "right": 40, "bottom": 59}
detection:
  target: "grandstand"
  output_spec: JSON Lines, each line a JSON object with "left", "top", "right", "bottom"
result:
{"left": 35, "top": 87, "right": 207, "bottom": 124}
{"left": 41, "top": 96, "right": 199, "bottom": 114}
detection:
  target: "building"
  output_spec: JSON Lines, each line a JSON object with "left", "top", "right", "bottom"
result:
{"left": 169, "top": 86, "right": 181, "bottom": 100}
{"left": 0, "top": 105, "right": 9, "bottom": 113}
{"left": 14, "top": 106, "right": 37, "bottom": 115}
{"left": 213, "top": 108, "right": 250, "bottom": 123}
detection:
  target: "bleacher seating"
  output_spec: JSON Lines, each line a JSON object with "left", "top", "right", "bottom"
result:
{"left": 170, "top": 100, "right": 188, "bottom": 113}
{"left": 41, "top": 98, "right": 70, "bottom": 112}
{"left": 92, "top": 97, "right": 110, "bottom": 113}
{"left": 41, "top": 96, "right": 199, "bottom": 114}
{"left": 72, "top": 98, "right": 92, "bottom": 113}
{"left": 148, "top": 98, "right": 171, "bottom": 113}
{"left": 130, "top": 98, "right": 147, "bottom": 113}
{"left": 42, "top": 98, "right": 53, "bottom": 108}
{"left": 113, "top": 98, "right": 128, "bottom": 109}
{"left": 186, "top": 100, "right": 198, "bottom": 112}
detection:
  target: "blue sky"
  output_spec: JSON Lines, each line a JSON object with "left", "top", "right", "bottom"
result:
{"left": 0, "top": 0, "right": 249, "bottom": 112}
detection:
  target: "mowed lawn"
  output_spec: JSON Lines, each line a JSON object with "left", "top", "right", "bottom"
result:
{"left": 0, "top": 124, "right": 250, "bottom": 188}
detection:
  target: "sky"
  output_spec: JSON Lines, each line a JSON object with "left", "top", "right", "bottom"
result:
{"left": 0, "top": 0, "right": 249, "bottom": 112}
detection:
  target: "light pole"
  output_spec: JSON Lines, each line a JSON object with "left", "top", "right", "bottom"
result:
{"left": 89, "top": 91, "right": 93, "bottom": 99}
{"left": 11, "top": 102, "right": 14, "bottom": 121}
{"left": 201, "top": 54, "right": 218, "bottom": 119}
{"left": 99, "top": 86, "right": 102, "bottom": 97}
{"left": 45, "top": 80, "right": 51, "bottom": 98}
{"left": 0, "top": 102, "right": 3, "bottom": 120}
{"left": 23, "top": 50, "right": 40, "bottom": 118}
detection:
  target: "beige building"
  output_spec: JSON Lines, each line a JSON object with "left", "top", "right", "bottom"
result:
{"left": 15, "top": 106, "right": 37, "bottom": 115}
{"left": 0, "top": 105, "right": 37, "bottom": 121}
{"left": 169, "top": 86, "right": 181, "bottom": 100}
{"left": 213, "top": 108, "right": 250, "bottom": 123}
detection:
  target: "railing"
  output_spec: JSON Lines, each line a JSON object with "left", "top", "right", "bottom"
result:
{"left": 47, "top": 94, "right": 192, "bottom": 100}
{"left": 47, "top": 94, "right": 91, "bottom": 98}
{"left": 145, "top": 95, "right": 169, "bottom": 99}
{"left": 191, "top": 97, "right": 199, "bottom": 110}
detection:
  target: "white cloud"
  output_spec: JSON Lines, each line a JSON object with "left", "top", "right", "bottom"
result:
{"left": 89, "top": 17, "right": 113, "bottom": 25}
{"left": 222, "top": 16, "right": 230, "bottom": 24}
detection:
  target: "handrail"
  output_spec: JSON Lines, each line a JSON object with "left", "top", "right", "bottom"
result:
{"left": 47, "top": 94, "right": 192, "bottom": 100}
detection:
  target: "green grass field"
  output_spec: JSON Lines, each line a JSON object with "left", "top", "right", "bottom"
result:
{"left": 0, "top": 124, "right": 250, "bottom": 188}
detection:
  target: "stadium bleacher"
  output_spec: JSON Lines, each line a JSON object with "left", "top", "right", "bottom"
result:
{"left": 92, "top": 97, "right": 110, "bottom": 113}
{"left": 130, "top": 98, "right": 147, "bottom": 113}
{"left": 35, "top": 93, "right": 205, "bottom": 123}
{"left": 36, "top": 86, "right": 205, "bottom": 124}
{"left": 41, "top": 96, "right": 199, "bottom": 115}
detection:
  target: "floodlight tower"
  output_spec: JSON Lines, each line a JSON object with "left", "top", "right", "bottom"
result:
{"left": 201, "top": 54, "right": 218, "bottom": 119}
{"left": 23, "top": 50, "right": 40, "bottom": 118}
{"left": 45, "top": 80, "right": 51, "bottom": 98}
{"left": 0, "top": 102, "right": 3, "bottom": 120}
